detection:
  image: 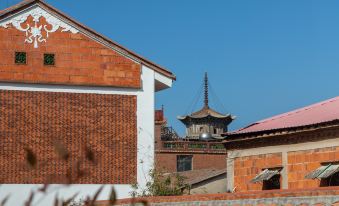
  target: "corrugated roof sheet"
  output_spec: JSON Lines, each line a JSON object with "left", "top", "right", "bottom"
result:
{"left": 305, "top": 164, "right": 339, "bottom": 179}
{"left": 318, "top": 164, "right": 339, "bottom": 179}
{"left": 305, "top": 165, "right": 329, "bottom": 179}
{"left": 229, "top": 96, "right": 339, "bottom": 135}
{"left": 251, "top": 169, "right": 280, "bottom": 183}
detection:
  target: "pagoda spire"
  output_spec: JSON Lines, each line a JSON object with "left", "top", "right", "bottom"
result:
{"left": 204, "top": 72, "right": 209, "bottom": 108}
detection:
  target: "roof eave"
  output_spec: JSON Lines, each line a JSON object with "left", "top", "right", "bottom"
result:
{"left": 223, "top": 119, "right": 339, "bottom": 143}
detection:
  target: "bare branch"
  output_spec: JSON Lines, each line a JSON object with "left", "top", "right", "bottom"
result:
{"left": 24, "top": 191, "right": 35, "bottom": 206}
{"left": 0, "top": 195, "right": 10, "bottom": 206}
{"left": 24, "top": 148, "right": 37, "bottom": 169}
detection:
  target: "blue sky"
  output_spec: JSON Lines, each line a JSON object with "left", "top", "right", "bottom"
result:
{"left": 2, "top": 0, "right": 339, "bottom": 135}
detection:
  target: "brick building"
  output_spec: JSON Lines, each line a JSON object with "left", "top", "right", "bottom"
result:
{"left": 0, "top": 0, "right": 175, "bottom": 204}
{"left": 224, "top": 96, "right": 339, "bottom": 193}
{"left": 155, "top": 73, "right": 234, "bottom": 174}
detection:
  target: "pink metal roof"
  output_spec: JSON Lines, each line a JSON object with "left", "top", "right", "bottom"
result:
{"left": 230, "top": 96, "right": 339, "bottom": 135}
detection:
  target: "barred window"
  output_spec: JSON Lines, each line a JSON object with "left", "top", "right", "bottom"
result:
{"left": 15, "top": 52, "right": 27, "bottom": 64}
{"left": 44, "top": 53, "right": 55, "bottom": 66}
{"left": 177, "top": 155, "right": 192, "bottom": 172}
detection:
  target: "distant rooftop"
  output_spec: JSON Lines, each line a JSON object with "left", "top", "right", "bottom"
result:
{"left": 166, "top": 168, "right": 226, "bottom": 187}
{"left": 227, "top": 96, "right": 339, "bottom": 136}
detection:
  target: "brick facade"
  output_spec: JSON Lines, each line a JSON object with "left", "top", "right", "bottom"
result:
{"left": 288, "top": 146, "right": 339, "bottom": 189}
{"left": 230, "top": 128, "right": 339, "bottom": 192}
{"left": 155, "top": 152, "right": 226, "bottom": 173}
{"left": 234, "top": 153, "right": 282, "bottom": 192}
{"left": 0, "top": 16, "right": 141, "bottom": 88}
{"left": 0, "top": 90, "right": 137, "bottom": 184}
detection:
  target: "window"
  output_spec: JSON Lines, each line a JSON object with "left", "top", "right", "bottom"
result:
{"left": 263, "top": 173, "right": 281, "bottom": 190}
{"left": 177, "top": 155, "right": 192, "bottom": 172}
{"left": 44, "top": 53, "right": 55, "bottom": 66}
{"left": 15, "top": 52, "right": 26, "bottom": 64}
{"left": 251, "top": 168, "right": 281, "bottom": 190}
{"left": 199, "top": 127, "right": 204, "bottom": 132}
{"left": 214, "top": 128, "right": 217, "bottom": 134}
{"left": 305, "top": 163, "right": 339, "bottom": 187}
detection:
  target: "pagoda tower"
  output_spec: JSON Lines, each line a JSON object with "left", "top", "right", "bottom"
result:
{"left": 177, "top": 73, "right": 235, "bottom": 140}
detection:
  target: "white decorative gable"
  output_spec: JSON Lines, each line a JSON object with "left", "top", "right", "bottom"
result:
{"left": 0, "top": 5, "right": 79, "bottom": 48}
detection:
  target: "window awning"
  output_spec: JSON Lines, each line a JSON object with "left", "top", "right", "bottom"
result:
{"left": 251, "top": 169, "right": 280, "bottom": 183}
{"left": 305, "top": 164, "right": 339, "bottom": 179}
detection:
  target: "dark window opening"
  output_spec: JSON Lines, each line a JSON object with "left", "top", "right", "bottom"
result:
{"left": 44, "top": 53, "right": 55, "bottom": 66}
{"left": 251, "top": 168, "right": 281, "bottom": 190}
{"left": 263, "top": 174, "right": 281, "bottom": 190}
{"left": 15, "top": 52, "right": 26, "bottom": 64}
{"left": 214, "top": 128, "right": 217, "bottom": 134}
{"left": 320, "top": 169, "right": 339, "bottom": 187}
{"left": 177, "top": 155, "right": 192, "bottom": 172}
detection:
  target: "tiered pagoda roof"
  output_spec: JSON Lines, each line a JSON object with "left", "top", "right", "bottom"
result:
{"left": 178, "top": 106, "right": 234, "bottom": 121}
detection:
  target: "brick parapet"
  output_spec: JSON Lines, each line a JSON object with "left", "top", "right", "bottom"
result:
{"left": 96, "top": 187, "right": 339, "bottom": 206}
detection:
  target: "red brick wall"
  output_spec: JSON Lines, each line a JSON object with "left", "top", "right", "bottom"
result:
{"left": 0, "top": 90, "right": 137, "bottom": 184}
{"left": 233, "top": 145, "right": 339, "bottom": 192}
{"left": 154, "top": 122, "right": 164, "bottom": 152}
{"left": 234, "top": 153, "right": 282, "bottom": 192}
{"left": 288, "top": 146, "right": 339, "bottom": 189}
{"left": 155, "top": 152, "right": 226, "bottom": 173}
{"left": 0, "top": 16, "right": 141, "bottom": 88}
{"left": 155, "top": 153, "right": 177, "bottom": 172}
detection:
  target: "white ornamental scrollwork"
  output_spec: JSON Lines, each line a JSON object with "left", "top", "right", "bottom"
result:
{"left": 0, "top": 6, "right": 79, "bottom": 48}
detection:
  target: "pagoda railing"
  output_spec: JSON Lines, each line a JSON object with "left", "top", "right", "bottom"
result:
{"left": 160, "top": 141, "right": 226, "bottom": 152}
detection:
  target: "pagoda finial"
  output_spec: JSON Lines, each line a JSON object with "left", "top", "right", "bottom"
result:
{"left": 204, "top": 72, "right": 209, "bottom": 108}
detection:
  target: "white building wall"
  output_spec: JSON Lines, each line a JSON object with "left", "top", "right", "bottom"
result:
{"left": 0, "top": 65, "right": 161, "bottom": 205}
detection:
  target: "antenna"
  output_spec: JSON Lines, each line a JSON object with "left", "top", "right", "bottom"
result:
{"left": 204, "top": 72, "right": 209, "bottom": 108}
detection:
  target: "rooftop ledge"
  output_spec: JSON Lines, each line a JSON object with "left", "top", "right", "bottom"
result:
{"left": 155, "top": 72, "right": 173, "bottom": 92}
{"left": 96, "top": 187, "right": 339, "bottom": 205}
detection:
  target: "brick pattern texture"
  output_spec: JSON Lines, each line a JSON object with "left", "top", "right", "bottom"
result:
{"left": 233, "top": 145, "right": 339, "bottom": 192}
{"left": 234, "top": 153, "right": 282, "bottom": 192}
{"left": 0, "top": 90, "right": 137, "bottom": 184}
{"left": 155, "top": 153, "right": 226, "bottom": 173}
{"left": 288, "top": 146, "right": 339, "bottom": 189}
{"left": 0, "top": 16, "right": 141, "bottom": 88}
